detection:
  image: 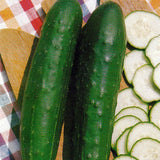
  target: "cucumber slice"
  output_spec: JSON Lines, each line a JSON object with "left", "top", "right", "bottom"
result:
{"left": 132, "top": 64, "right": 160, "bottom": 103}
{"left": 150, "top": 101, "right": 160, "bottom": 128}
{"left": 123, "top": 50, "right": 148, "bottom": 84}
{"left": 153, "top": 63, "right": 160, "bottom": 89}
{"left": 127, "top": 122, "right": 160, "bottom": 153}
{"left": 116, "top": 128, "right": 131, "bottom": 155}
{"left": 116, "top": 88, "right": 149, "bottom": 114}
{"left": 125, "top": 11, "right": 160, "bottom": 49}
{"left": 114, "top": 106, "right": 149, "bottom": 122}
{"left": 114, "top": 155, "right": 138, "bottom": 160}
{"left": 111, "top": 115, "right": 141, "bottom": 150}
{"left": 131, "top": 138, "right": 160, "bottom": 160}
{"left": 145, "top": 35, "right": 160, "bottom": 67}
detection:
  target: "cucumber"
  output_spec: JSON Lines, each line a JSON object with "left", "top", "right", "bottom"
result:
{"left": 153, "top": 63, "right": 160, "bottom": 89}
{"left": 67, "top": 1, "right": 126, "bottom": 159}
{"left": 114, "top": 106, "right": 149, "bottom": 122}
{"left": 111, "top": 115, "right": 141, "bottom": 150}
{"left": 20, "top": 0, "right": 82, "bottom": 159}
{"left": 123, "top": 50, "right": 148, "bottom": 84}
{"left": 132, "top": 64, "right": 160, "bottom": 103}
{"left": 116, "top": 127, "right": 131, "bottom": 155}
{"left": 115, "top": 88, "right": 149, "bottom": 114}
{"left": 150, "top": 101, "right": 160, "bottom": 128}
{"left": 130, "top": 138, "right": 160, "bottom": 160}
{"left": 126, "top": 122, "right": 160, "bottom": 153}
{"left": 145, "top": 35, "right": 160, "bottom": 67}
{"left": 113, "top": 155, "right": 138, "bottom": 160}
{"left": 125, "top": 11, "right": 160, "bottom": 49}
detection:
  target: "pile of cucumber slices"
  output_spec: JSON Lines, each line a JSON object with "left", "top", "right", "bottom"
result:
{"left": 112, "top": 11, "right": 160, "bottom": 160}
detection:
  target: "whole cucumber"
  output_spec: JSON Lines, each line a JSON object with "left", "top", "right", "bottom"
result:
{"left": 63, "top": 1, "right": 126, "bottom": 160}
{"left": 20, "top": 0, "right": 82, "bottom": 159}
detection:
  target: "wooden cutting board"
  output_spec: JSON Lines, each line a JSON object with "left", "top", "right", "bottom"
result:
{"left": 0, "top": 0, "right": 157, "bottom": 160}
{"left": 0, "top": 29, "right": 35, "bottom": 99}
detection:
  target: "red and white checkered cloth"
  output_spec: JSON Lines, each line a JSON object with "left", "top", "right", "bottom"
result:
{"left": 0, "top": 57, "right": 21, "bottom": 160}
{"left": 0, "top": 0, "right": 159, "bottom": 159}
{"left": 0, "top": 0, "right": 44, "bottom": 36}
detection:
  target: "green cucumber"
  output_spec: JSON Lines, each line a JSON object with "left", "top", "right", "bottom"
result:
{"left": 116, "top": 127, "right": 131, "bottom": 155}
{"left": 145, "top": 35, "right": 160, "bottom": 67}
{"left": 116, "top": 88, "right": 149, "bottom": 114}
{"left": 125, "top": 11, "right": 160, "bottom": 49}
{"left": 150, "top": 101, "right": 160, "bottom": 128}
{"left": 130, "top": 138, "right": 160, "bottom": 160}
{"left": 20, "top": 0, "right": 82, "bottom": 159}
{"left": 111, "top": 115, "right": 141, "bottom": 150}
{"left": 132, "top": 64, "right": 160, "bottom": 103}
{"left": 64, "top": 1, "right": 126, "bottom": 159}
{"left": 123, "top": 50, "right": 148, "bottom": 84}
{"left": 113, "top": 155, "right": 138, "bottom": 160}
{"left": 126, "top": 122, "right": 160, "bottom": 153}
{"left": 114, "top": 106, "right": 149, "bottom": 122}
{"left": 153, "top": 63, "right": 160, "bottom": 89}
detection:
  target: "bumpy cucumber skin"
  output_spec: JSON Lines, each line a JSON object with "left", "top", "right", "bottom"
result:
{"left": 63, "top": 1, "right": 126, "bottom": 160}
{"left": 20, "top": 0, "right": 82, "bottom": 160}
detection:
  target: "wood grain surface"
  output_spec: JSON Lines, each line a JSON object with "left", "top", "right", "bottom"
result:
{"left": 0, "top": 0, "right": 157, "bottom": 159}
{"left": 0, "top": 29, "right": 35, "bottom": 99}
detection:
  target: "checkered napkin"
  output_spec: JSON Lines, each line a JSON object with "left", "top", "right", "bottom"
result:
{"left": 79, "top": 0, "right": 99, "bottom": 22}
{"left": 0, "top": 56, "right": 21, "bottom": 160}
{"left": 0, "top": 0, "right": 44, "bottom": 36}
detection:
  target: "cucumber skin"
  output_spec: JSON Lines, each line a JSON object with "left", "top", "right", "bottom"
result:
{"left": 64, "top": 1, "right": 126, "bottom": 160}
{"left": 20, "top": 0, "right": 82, "bottom": 160}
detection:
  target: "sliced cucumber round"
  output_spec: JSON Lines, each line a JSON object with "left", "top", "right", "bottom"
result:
{"left": 111, "top": 115, "right": 141, "bottom": 150}
{"left": 150, "top": 101, "right": 160, "bottom": 128}
{"left": 114, "top": 106, "right": 149, "bottom": 122}
{"left": 116, "top": 88, "right": 149, "bottom": 114}
{"left": 114, "top": 154, "right": 138, "bottom": 160}
{"left": 116, "top": 127, "right": 131, "bottom": 155}
{"left": 123, "top": 50, "right": 148, "bottom": 84}
{"left": 153, "top": 63, "right": 160, "bottom": 89}
{"left": 125, "top": 11, "right": 160, "bottom": 49}
{"left": 127, "top": 122, "right": 160, "bottom": 153}
{"left": 132, "top": 64, "right": 160, "bottom": 103}
{"left": 131, "top": 138, "right": 160, "bottom": 160}
{"left": 145, "top": 35, "right": 160, "bottom": 67}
